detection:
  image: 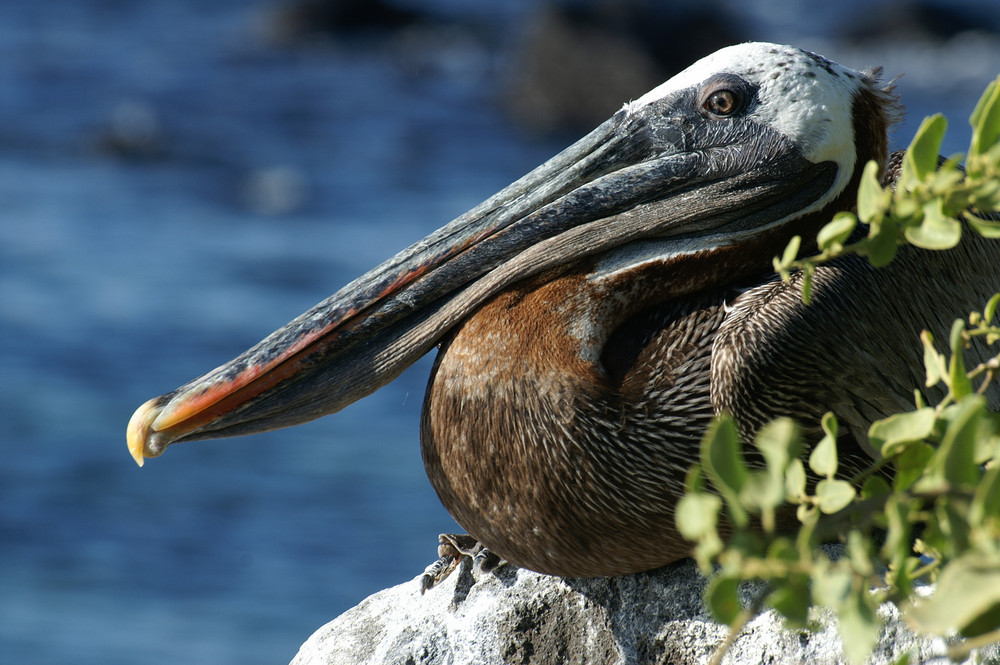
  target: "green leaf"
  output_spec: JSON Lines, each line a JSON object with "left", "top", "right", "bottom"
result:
{"left": 815, "top": 479, "right": 856, "bottom": 514}
{"left": 856, "top": 160, "right": 887, "bottom": 224}
{"left": 888, "top": 558, "right": 920, "bottom": 604}
{"left": 706, "top": 575, "right": 742, "bottom": 625}
{"left": 774, "top": 260, "right": 790, "bottom": 283}
{"left": 985, "top": 292, "right": 1000, "bottom": 325}
{"left": 893, "top": 186, "right": 920, "bottom": 218}
{"left": 785, "top": 458, "right": 807, "bottom": 502}
{"left": 920, "top": 395, "right": 986, "bottom": 490}
{"left": 818, "top": 212, "right": 858, "bottom": 251}
{"left": 701, "top": 416, "right": 749, "bottom": 527}
{"left": 847, "top": 530, "right": 873, "bottom": 576}
{"left": 961, "top": 606, "right": 1000, "bottom": 641}
{"left": 972, "top": 178, "right": 1000, "bottom": 212}
{"left": 769, "top": 574, "right": 811, "bottom": 627}
{"left": 861, "top": 475, "right": 890, "bottom": 499}
{"left": 967, "top": 213, "right": 1000, "bottom": 239}
{"left": 838, "top": 586, "right": 881, "bottom": 665}
{"left": 683, "top": 465, "right": 705, "bottom": 494}
{"left": 899, "top": 114, "right": 947, "bottom": 191}
{"left": 864, "top": 220, "right": 899, "bottom": 267}
{"left": 808, "top": 416, "right": 839, "bottom": 479}
{"left": 767, "top": 537, "right": 797, "bottom": 561}
{"left": 813, "top": 560, "right": 851, "bottom": 607}
{"left": 820, "top": 411, "right": 838, "bottom": 440}
{"left": 920, "top": 330, "right": 946, "bottom": 388}
{"left": 906, "top": 552, "right": 1000, "bottom": 638}
{"left": 904, "top": 199, "right": 962, "bottom": 250}
{"left": 677, "top": 491, "right": 724, "bottom": 572}
{"left": 940, "top": 397, "right": 986, "bottom": 488}
{"left": 893, "top": 441, "right": 935, "bottom": 492}
{"left": 794, "top": 501, "right": 821, "bottom": 555}
{"left": 935, "top": 500, "right": 971, "bottom": 558}
{"left": 881, "top": 495, "right": 914, "bottom": 587}
{"left": 693, "top": 536, "right": 724, "bottom": 573}
{"left": 973, "top": 409, "right": 1000, "bottom": 464}
{"left": 869, "top": 407, "right": 936, "bottom": 458}
{"left": 755, "top": 417, "right": 802, "bottom": 474}
{"left": 780, "top": 235, "right": 801, "bottom": 268}
{"left": 969, "top": 76, "right": 1000, "bottom": 158}
{"left": 930, "top": 159, "right": 964, "bottom": 193}
{"left": 801, "top": 263, "right": 814, "bottom": 305}
{"left": 726, "top": 530, "right": 765, "bottom": 559}
{"left": 741, "top": 473, "right": 784, "bottom": 523}
{"left": 948, "top": 319, "right": 973, "bottom": 400}
{"left": 675, "top": 491, "right": 722, "bottom": 541}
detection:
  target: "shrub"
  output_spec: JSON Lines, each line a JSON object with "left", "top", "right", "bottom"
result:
{"left": 677, "top": 76, "right": 1000, "bottom": 665}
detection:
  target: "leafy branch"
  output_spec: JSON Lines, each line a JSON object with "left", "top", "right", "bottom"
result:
{"left": 679, "top": 76, "right": 1000, "bottom": 665}
{"left": 774, "top": 75, "right": 1000, "bottom": 305}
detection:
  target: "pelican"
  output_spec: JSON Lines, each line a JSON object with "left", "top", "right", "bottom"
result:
{"left": 127, "top": 43, "right": 1000, "bottom": 579}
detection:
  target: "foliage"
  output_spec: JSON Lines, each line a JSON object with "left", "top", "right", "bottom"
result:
{"left": 773, "top": 75, "right": 1000, "bottom": 304}
{"left": 678, "top": 76, "right": 1000, "bottom": 665}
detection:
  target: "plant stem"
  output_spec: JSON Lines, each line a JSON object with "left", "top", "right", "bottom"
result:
{"left": 946, "top": 625, "right": 1000, "bottom": 662}
{"left": 708, "top": 584, "right": 771, "bottom": 665}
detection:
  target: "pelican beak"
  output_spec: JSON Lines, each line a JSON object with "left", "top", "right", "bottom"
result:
{"left": 128, "top": 398, "right": 159, "bottom": 466}
{"left": 128, "top": 99, "right": 842, "bottom": 465}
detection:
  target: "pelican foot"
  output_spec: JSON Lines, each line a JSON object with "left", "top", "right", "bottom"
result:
{"left": 419, "top": 533, "right": 503, "bottom": 593}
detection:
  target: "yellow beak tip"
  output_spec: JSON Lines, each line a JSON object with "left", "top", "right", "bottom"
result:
{"left": 127, "top": 397, "right": 162, "bottom": 467}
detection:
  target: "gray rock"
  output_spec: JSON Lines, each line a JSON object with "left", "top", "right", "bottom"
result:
{"left": 290, "top": 558, "right": 995, "bottom": 665}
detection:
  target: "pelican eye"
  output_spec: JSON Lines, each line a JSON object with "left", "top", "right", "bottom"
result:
{"left": 704, "top": 89, "right": 739, "bottom": 117}
{"left": 697, "top": 74, "right": 754, "bottom": 120}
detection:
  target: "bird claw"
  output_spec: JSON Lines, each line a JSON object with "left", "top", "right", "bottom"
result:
{"left": 419, "top": 533, "right": 502, "bottom": 593}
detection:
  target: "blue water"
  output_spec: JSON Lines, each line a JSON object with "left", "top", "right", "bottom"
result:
{"left": 2, "top": 2, "right": 997, "bottom": 664}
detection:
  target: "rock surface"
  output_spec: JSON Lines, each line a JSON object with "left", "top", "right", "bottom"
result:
{"left": 290, "top": 558, "right": 995, "bottom": 664}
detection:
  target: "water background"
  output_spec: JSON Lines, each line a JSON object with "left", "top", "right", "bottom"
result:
{"left": 2, "top": 1, "right": 998, "bottom": 663}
